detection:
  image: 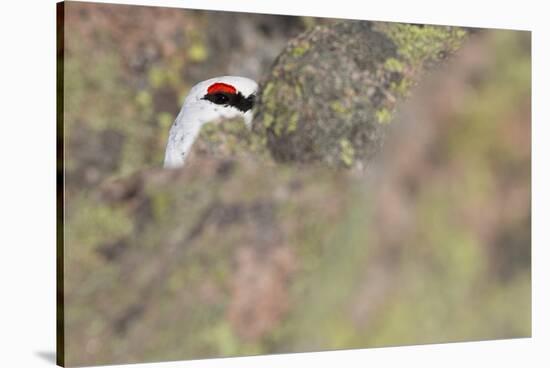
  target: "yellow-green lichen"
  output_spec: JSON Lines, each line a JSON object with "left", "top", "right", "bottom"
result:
{"left": 339, "top": 138, "right": 355, "bottom": 167}
{"left": 294, "top": 84, "right": 303, "bottom": 98}
{"left": 150, "top": 191, "right": 172, "bottom": 222}
{"left": 390, "top": 78, "right": 414, "bottom": 97}
{"left": 287, "top": 112, "right": 300, "bottom": 133}
{"left": 378, "top": 23, "right": 468, "bottom": 66}
{"left": 199, "top": 122, "right": 223, "bottom": 143}
{"left": 188, "top": 42, "right": 208, "bottom": 62}
{"left": 67, "top": 202, "right": 134, "bottom": 250}
{"left": 157, "top": 112, "right": 174, "bottom": 129}
{"left": 263, "top": 82, "right": 275, "bottom": 99}
{"left": 135, "top": 90, "right": 153, "bottom": 109}
{"left": 330, "top": 100, "right": 349, "bottom": 116}
{"left": 291, "top": 42, "right": 311, "bottom": 58}
{"left": 263, "top": 113, "right": 275, "bottom": 129}
{"left": 376, "top": 108, "right": 392, "bottom": 124}
{"left": 148, "top": 67, "right": 165, "bottom": 88}
{"left": 384, "top": 57, "right": 405, "bottom": 73}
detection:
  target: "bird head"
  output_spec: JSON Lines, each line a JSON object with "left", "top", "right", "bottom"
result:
{"left": 181, "top": 76, "right": 258, "bottom": 128}
{"left": 164, "top": 76, "right": 258, "bottom": 168}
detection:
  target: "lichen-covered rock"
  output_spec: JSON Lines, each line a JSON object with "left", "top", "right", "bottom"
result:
{"left": 255, "top": 21, "right": 468, "bottom": 168}
{"left": 192, "top": 117, "right": 272, "bottom": 163}
{"left": 65, "top": 157, "right": 364, "bottom": 365}
{"left": 62, "top": 8, "right": 530, "bottom": 365}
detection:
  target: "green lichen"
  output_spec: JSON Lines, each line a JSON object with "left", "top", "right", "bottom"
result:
{"left": 378, "top": 23, "right": 468, "bottom": 67}
{"left": 263, "top": 113, "right": 275, "bottom": 128}
{"left": 294, "top": 84, "right": 303, "bottom": 98}
{"left": 287, "top": 113, "right": 300, "bottom": 133}
{"left": 263, "top": 82, "right": 275, "bottom": 99}
{"left": 384, "top": 57, "right": 404, "bottom": 73}
{"left": 339, "top": 138, "right": 355, "bottom": 167}
{"left": 255, "top": 21, "right": 470, "bottom": 167}
{"left": 67, "top": 200, "right": 134, "bottom": 249}
{"left": 375, "top": 23, "right": 469, "bottom": 107}
{"left": 135, "top": 90, "right": 152, "bottom": 109}
{"left": 273, "top": 117, "right": 284, "bottom": 137}
{"left": 200, "top": 122, "right": 223, "bottom": 143}
{"left": 150, "top": 191, "right": 172, "bottom": 222}
{"left": 260, "top": 79, "right": 298, "bottom": 138}
{"left": 291, "top": 42, "right": 311, "bottom": 58}
{"left": 390, "top": 78, "right": 414, "bottom": 97}
{"left": 375, "top": 108, "right": 392, "bottom": 124}
{"left": 330, "top": 100, "right": 349, "bottom": 115}
{"left": 157, "top": 112, "right": 174, "bottom": 129}
{"left": 147, "top": 64, "right": 182, "bottom": 89}
{"left": 188, "top": 43, "right": 208, "bottom": 62}
{"left": 148, "top": 67, "right": 165, "bottom": 88}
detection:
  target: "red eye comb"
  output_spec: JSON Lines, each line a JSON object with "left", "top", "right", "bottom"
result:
{"left": 207, "top": 82, "right": 237, "bottom": 95}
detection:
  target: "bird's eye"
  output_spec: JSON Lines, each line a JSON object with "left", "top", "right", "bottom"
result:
{"left": 212, "top": 93, "right": 229, "bottom": 104}
{"left": 202, "top": 91, "right": 243, "bottom": 108}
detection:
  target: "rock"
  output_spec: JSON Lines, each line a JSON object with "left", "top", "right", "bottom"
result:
{"left": 255, "top": 21, "right": 468, "bottom": 168}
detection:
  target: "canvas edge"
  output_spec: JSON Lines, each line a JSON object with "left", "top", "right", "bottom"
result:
{"left": 56, "top": 1, "right": 66, "bottom": 367}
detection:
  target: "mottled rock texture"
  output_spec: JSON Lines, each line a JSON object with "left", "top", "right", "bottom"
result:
{"left": 255, "top": 21, "right": 467, "bottom": 168}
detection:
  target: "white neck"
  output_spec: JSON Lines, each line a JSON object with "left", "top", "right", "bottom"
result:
{"left": 163, "top": 106, "right": 204, "bottom": 168}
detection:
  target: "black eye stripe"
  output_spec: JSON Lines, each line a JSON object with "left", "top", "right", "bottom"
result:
{"left": 202, "top": 91, "right": 255, "bottom": 112}
{"left": 212, "top": 93, "right": 229, "bottom": 104}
